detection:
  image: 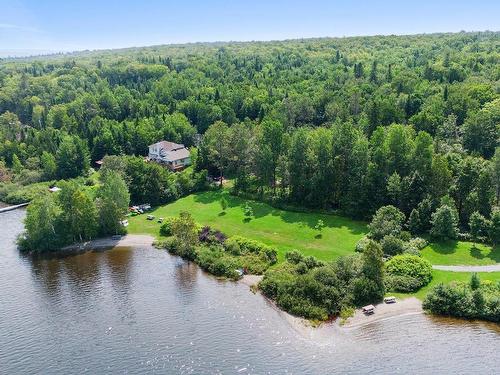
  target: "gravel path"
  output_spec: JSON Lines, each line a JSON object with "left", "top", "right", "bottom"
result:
{"left": 433, "top": 264, "right": 500, "bottom": 272}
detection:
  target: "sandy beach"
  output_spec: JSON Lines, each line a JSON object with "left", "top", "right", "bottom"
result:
{"left": 61, "top": 234, "right": 155, "bottom": 252}
{"left": 240, "top": 274, "right": 264, "bottom": 287}
{"left": 342, "top": 297, "right": 423, "bottom": 328}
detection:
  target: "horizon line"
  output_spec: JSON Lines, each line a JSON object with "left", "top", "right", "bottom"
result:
{"left": 1, "top": 29, "right": 498, "bottom": 60}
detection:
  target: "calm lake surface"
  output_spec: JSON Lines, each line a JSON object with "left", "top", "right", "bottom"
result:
{"left": 1, "top": 209, "right": 499, "bottom": 374}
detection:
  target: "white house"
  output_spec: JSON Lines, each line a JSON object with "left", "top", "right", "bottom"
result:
{"left": 148, "top": 141, "right": 191, "bottom": 171}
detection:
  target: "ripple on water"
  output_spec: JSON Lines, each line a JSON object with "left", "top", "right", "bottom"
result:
{"left": 0, "top": 209, "right": 499, "bottom": 374}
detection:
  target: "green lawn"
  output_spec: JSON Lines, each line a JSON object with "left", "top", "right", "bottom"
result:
{"left": 128, "top": 190, "right": 367, "bottom": 262}
{"left": 421, "top": 240, "right": 500, "bottom": 266}
{"left": 128, "top": 190, "right": 500, "bottom": 300}
{"left": 390, "top": 270, "right": 500, "bottom": 300}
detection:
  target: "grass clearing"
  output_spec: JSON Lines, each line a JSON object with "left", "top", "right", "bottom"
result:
{"left": 128, "top": 190, "right": 367, "bottom": 262}
{"left": 421, "top": 240, "right": 500, "bottom": 266}
{"left": 128, "top": 190, "right": 500, "bottom": 300}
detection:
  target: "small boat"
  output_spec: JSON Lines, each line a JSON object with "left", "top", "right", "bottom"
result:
{"left": 235, "top": 269, "right": 244, "bottom": 277}
{"left": 384, "top": 296, "right": 397, "bottom": 304}
{"left": 362, "top": 305, "right": 375, "bottom": 315}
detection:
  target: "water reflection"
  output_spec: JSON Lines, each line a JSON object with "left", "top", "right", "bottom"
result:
{"left": 173, "top": 258, "right": 199, "bottom": 291}
{"left": 1, "top": 209, "right": 499, "bottom": 375}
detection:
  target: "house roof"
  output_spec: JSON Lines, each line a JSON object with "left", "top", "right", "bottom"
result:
{"left": 164, "top": 147, "right": 190, "bottom": 162}
{"left": 150, "top": 141, "right": 185, "bottom": 152}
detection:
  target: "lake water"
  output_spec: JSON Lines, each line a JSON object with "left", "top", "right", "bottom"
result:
{"left": 0, "top": 209, "right": 499, "bottom": 374}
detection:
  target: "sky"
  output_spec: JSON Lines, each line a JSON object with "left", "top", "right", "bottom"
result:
{"left": 1, "top": 0, "right": 499, "bottom": 55}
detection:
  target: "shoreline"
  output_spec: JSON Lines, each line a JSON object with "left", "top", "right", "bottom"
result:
{"left": 238, "top": 274, "right": 425, "bottom": 335}
{"left": 342, "top": 297, "right": 423, "bottom": 328}
{"left": 0, "top": 202, "right": 29, "bottom": 213}
{"left": 50, "top": 234, "right": 489, "bottom": 333}
{"left": 61, "top": 234, "right": 155, "bottom": 253}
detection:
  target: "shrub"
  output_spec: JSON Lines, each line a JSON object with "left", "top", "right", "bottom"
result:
{"left": 457, "top": 232, "right": 471, "bottom": 241}
{"left": 400, "top": 231, "right": 412, "bottom": 242}
{"left": 225, "top": 235, "right": 277, "bottom": 264}
{"left": 385, "top": 254, "right": 432, "bottom": 288}
{"left": 355, "top": 236, "right": 370, "bottom": 253}
{"left": 409, "top": 237, "right": 428, "bottom": 250}
{"left": 159, "top": 217, "right": 176, "bottom": 237}
{"left": 198, "top": 226, "right": 226, "bottom": 244}
{"left": 380, "top": 235, "right": 404, "bottom": 256}
{"left": 225, "top": 237, "right": 242, "bottom": 255}
{"left": 402, "top": 237, "right": 427, "bottom": 255}
{"left": 352, "top": 276, "right": 384, "bottom": 306}
{"left": 385, "top": 274, "right": 422, "bottom": 293}
{"left": 285, "top": 250, "right": 305, "bottom": 264}
{"left": 276, "top": 293, "right": 328, "bottom": 321}
{"left": 220, "top": 196, "right": 228, "bottom": 211}
{"left": 196, "top": 246, "right": 240, "bottom": 279}
{"left": 243, "top": 202, "right": 253, "bottom": 218}
{"left": 423, "top": 276, "right": 500, "bottom": 323}
{"left": 259, "top": 263, "right": 297, "bottom": 299}
{"left": 160, "top": 237, "right": 179, "bottom": 253}
{"left": 402, "top": 246, "right": 421, "bottom": 256}
{"left": 240, "top": 253, "right": 270, "bottom": 275}
{"left": 259, "top": 253, "right": 384, "bottom": 321}
{"left": 303, "top": 255, "right": 324, "bottom": 269}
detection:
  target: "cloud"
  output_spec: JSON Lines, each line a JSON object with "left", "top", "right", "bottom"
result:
{"left": 0, "top": 23, "right": 42, "bottom": 33}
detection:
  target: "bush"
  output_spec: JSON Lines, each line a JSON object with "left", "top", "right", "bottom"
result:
{"left": 198, "top": 226, "right": 226, "bottom": 244}
{"left": 0, "top": 181, "right": 53, "bottom": 204}
{"left": 240, "top": 253, "right": 270, "bottom": 275}
{"left": 385, "top": 255, "right": 432, "bottom": 288}
{"left": 352, "top": 276, "right": 384, "bottom": 306}
{"left": 159, "top": 236, "right": 179, "bottom": 253}
{"left": 225, "top": 235, "right": 277, "bottom": 264}
{"left": 276, "top": 293, "right": 328, "bottom": 321}
{"left": 355, "top": 236, "right": 370, "bottom": 253}
{"left": 400, "top": 231, "right": 412, "bottom": 242}
{"left": 457, "top": 232, "right": 471, "bottom": 241}
{"left": 408, "top": 237, "right": 428, "bottom": 250}
{"left": 285, "top": 249, "right": 305, "bottom": 264}
{"left": 225, "top": 237, "right": 242, "bottom": 255}
{"left": 259, "top": 263, "right": 297, "bottom": 299}
{"left": 159, "top": 217, "right": 176, "bottom": 237}
{"left": 259, "top": 253, "right": 384, "bottom": 321}
{"left": 423, "top": 278, "right": 500, "bottom": 323}
{"left": 380, "top": 235, "right": 404, "bottom": 256}
{"left": 196, "top": 246, "right": 240, "bottom": 279}
{"left": 402, "top": 237, "right": 428, "bottom": 255}
{"left": 385, "top": 274, "right": 422, "bottom": 293}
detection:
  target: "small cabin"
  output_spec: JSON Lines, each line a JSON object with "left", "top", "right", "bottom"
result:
{"left": 362, "top": 305, "right": 375, "bottom": 315}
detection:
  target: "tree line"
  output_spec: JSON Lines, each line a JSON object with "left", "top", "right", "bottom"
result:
{"left": 0, "top": 32, "right": 498, "bottom": 242}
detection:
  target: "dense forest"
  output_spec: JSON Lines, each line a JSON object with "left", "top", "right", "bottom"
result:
{"left": 1, "top": 32, "right": 499, "bottom": 241}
